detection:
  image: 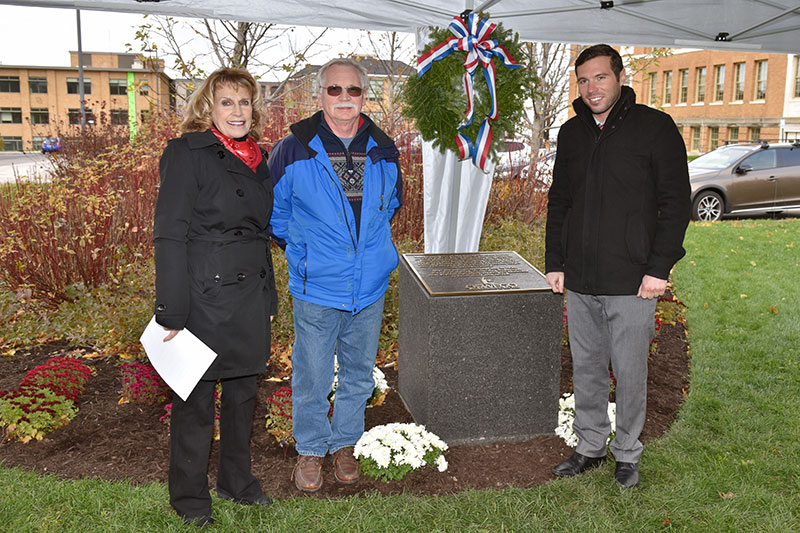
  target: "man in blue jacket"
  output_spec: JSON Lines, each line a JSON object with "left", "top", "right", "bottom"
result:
{"left": 269, "top": 57, "right": 403, "bottom": 493}
{"left": 545, "top": 45, "right": 690, "bottom": 489}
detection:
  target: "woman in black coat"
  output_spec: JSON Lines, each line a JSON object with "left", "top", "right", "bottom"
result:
{"left": 153, "top": 67, "right": 276, "bottom": 527}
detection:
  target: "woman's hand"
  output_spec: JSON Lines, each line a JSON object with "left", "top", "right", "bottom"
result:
{"left": 163, "top": 329, "right": 180, "bottom": 342}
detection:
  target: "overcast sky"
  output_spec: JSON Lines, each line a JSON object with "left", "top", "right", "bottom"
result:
{"left": 0, "top": 5, "right": 415, "bottom": 80}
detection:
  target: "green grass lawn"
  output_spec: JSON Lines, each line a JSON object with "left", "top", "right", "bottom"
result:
{"left": 2, "top": 219, "right": 799, "bottom": 532}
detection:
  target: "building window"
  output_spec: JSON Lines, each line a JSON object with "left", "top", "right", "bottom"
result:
{"left": 750, "top": 127, "right": 761, "bottom": 141}
{"left": 367, "top": 79, "right": 384, "bottom": 102}
{"left": 691, "top": 126, "right": 701, "bottom": 152}
{"left": 1, "top": 136, "right": 23, "bottom": 151}
{"left": 794, "top": 56, "right": 800, "bottom": 98}
{"left": 733, "top": 62, "right": 745, "bottom": 100}
{"left": 728, "top": 126, "right": 739, "bottom": 143}
{"left": 109, "top": 79, "right": 128, "bottom": 96}
{"left": 695, "top": 66, "right": 706, "bottom": 102}
{"left": 111, "top": 109, "right": 129, "bottom": 125}
{"left": 0, "top": 76, "right": 20, "bottom": 93}
{"left": 28, "top": 76, "right": 48, "bottom": 94}
{"left": 68, "top": 108, "right": 95, "bottom": 125}
{"left": 663, "top": 71, "right": 673, "bottom": 104}
{"left": 678, "top": 69, "right": 688, "bottom": 103}
{"left": 140, "top": 110, "right": 150, "bottom": 123}
{"left": 754, "top": 60, "right": 767, "bottom": 100}
{"left": 31, "top": 136, "right": 47, "bottom": 150}
{"left": 66, "top": 77, "right": 92, "bottom": 95}
{"left": 709, "top": 127, "right": 719, "bottom": 150}
{"left": 30, "top": 108, "right": 49, "bottom": 125}
{"left": 713, "top": 65, "right": 725, "bottom": 101}
{"left": 139, "top": 82, "right": 150, "bottom": 96}
{"left": 648, "top": 72, "right": 657, "bottom": 105}
{"left": 0, "top": 107, "right": 22, "bottom": 124}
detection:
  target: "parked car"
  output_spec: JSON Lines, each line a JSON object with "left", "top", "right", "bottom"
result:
{"left": 494, "top": 139, "right": 532, "bottom": 178}
{"left": 41, "top": 137, "right": 62, "bottom": 153}
{"left": 689, "top": 141, "right": 800, "bottom": 221}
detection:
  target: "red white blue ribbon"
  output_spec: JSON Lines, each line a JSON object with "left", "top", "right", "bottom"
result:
{"left": 417, "top": 13, "right": 520, "bottom": 172}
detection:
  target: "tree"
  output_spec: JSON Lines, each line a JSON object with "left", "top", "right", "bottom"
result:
{"left": 128, "top": 15, "right": 330, "bottom": 101}
{"left": 519, "top": 42, "right": 572, "bottom": 155}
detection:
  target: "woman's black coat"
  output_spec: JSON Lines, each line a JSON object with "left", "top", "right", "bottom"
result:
{"left": 154, "top": 130, "right": 277, "bottom": 380}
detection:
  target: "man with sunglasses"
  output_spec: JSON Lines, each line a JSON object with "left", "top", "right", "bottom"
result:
{"left": 269, "top": 57, "right": 403, "bottom": 493}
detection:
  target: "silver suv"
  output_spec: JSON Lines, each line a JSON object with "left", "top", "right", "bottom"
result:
{"left": 689, "top": 142, "right": 800, "bottom": 221}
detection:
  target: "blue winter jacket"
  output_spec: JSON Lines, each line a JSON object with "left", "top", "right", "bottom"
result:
{"left": 269, "top": 111, "right": 403, "bottom": 313}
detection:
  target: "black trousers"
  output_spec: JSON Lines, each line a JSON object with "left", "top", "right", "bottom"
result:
{"left": 168, "top": 374, "right": 263, "bottom": 519}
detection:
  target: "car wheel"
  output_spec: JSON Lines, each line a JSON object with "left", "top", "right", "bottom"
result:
{"left": 693, "top": 191, "right": 723, "bottom": 221}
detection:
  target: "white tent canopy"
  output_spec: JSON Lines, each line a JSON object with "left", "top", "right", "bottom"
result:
{"left": 6, "top": 0, "right": 800, "bottom": 54}
{"left": 5, "top": 0, "right": 799, "bottom": 252}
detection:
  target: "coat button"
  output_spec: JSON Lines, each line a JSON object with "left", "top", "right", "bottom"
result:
{"left": 156, "top": 303, "right": 166, "bottom": 312}
{"left": 234, "top": 230, "right": 243, "bottom": 236}
{"left": 237, "top": 273, "right": 246, "bottom": 281}
{"left": 236, "top": 189, "right": 244, "bottom": 197}
{"left": 218, "top": 151, "right": 225, "bottom": 159}
{"left": 214, "top": 274, "right": 221, "bottom": 283}
{"left": 260, "top": 269, "right": 266, "bottom": 278}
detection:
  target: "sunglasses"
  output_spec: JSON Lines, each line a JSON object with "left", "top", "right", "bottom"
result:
{"left": 323, "top": 85, "right": 363, "bottom": 97}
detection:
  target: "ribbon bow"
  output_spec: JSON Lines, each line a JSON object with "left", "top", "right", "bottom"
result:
{"left": 417, "top": 13, "right": 520, "bottom": 171}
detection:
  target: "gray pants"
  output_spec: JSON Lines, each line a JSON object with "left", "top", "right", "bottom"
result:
{"left": 566, "top": 290, "right": 657, "bottom": 463}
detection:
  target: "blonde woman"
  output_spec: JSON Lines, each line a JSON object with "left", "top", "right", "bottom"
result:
{"left": 154, "top": 68, "right": 275, "bottom": 526}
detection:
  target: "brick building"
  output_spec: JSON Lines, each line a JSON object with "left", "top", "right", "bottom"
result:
{"left": 568, "top": 47, "right": 800, "bottom": 155}
{"left": 0, "top": 51, "right": 172, "bottom": 151}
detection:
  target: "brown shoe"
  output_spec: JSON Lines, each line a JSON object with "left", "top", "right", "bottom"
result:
{"left": 333, "top": 446, "right": 360, "bottom": 484}
{"left": 293, "top": 455, "right": 323, "bottom": 492}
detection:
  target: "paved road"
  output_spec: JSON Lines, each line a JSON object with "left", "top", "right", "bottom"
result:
{"left": 0, "top": 152, "right": 53, "bottom": 183}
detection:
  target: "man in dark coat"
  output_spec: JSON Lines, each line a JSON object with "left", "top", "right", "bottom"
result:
{"left": 545, "top": 44, "right": 690, "bottom": 489}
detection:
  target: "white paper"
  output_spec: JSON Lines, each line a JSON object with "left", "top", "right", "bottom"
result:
{"left": 139, "top": 315, "right": 218, "bottom": 401}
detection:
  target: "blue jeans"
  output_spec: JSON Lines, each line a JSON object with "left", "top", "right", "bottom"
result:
{"left": 291, "top": 295, "right": 385, "bottom": 457}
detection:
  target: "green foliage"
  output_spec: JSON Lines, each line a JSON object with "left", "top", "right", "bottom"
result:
{"left": 403, "top": 16, "right": 536, "bottom": 158}
{"left": 0, "top": 387, "right": 78, "bottom": 443}
{"left": 0, "top": 356, "right": 91, "bottom": 443}
{"left": 264, "top": 386, "right": 294, "bottom": 447}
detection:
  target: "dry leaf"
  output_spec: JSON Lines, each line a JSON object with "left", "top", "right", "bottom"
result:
{"left": 770, "top": 306, "right": 778, "bottom": 314}
{"left": 740, "top": 294, "right": 748, "bottom": 299}
{"left": 720, "top": 491, "right": 734, "bottom": 499}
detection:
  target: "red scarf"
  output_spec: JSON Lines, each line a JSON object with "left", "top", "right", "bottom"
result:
{"left": 211, "top": 126, "right": 263, "bottom": 173}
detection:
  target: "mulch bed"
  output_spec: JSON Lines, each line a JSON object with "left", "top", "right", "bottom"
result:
{"left": 0, "top": 321, "right": 688, "bottom": 499}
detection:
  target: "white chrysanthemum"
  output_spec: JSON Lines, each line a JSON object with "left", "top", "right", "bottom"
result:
{"left": 555, "top": 393, "right": 615, "bottom": 448}
{"left": 354, "top": 423, "right": 448, "bottom": 480}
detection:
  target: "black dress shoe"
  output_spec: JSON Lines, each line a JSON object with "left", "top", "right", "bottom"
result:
{"left": 615, "top": 461, "right": 640, "bottom": 488}
{"left": 552, "top": 451, "right": 608, "bottom": 477}
{"left": 182, "top": 514, "right": 214, "bottom": 528}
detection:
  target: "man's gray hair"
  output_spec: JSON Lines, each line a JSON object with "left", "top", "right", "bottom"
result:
{"left": 316, "top": 57, "right": 369, "bottom": 92}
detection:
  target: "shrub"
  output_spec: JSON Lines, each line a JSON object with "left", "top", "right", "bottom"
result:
{"left": 119, "top": 361, "right": 170, "bottom": 405}
{"left": 0, "top": 113, "right": 179, "bottom": 305}
{"left": 0, "top": 355, "right": 92, "bottom": 442}
{"left": 0, "top": 386, "right": 79, "bottom": 443}
{"left": 265, "top": 386, "right": 294, "bottom": 447}
{"left": 20, "top": 356, "right": 92, "bottom": 403}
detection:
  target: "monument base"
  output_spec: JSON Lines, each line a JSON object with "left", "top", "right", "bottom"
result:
{"left": 398, "top": 252, "right": 562, "bottom": 446}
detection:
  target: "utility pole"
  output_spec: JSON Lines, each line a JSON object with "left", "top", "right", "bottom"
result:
{"left": 76, "top": 9, "right": 87, "bottom": 134}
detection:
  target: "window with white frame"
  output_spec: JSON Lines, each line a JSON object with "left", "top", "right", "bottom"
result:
{"left": 754, "top": 60, "right": 767, "bottom": 100}
{"left": 695, "top": 66, "right": 706, "bottom": 102}
{"left": 663, "top": 71, "right": 672, "bottom": 104}
{"left": 733, "top": 62, "right": 745, "bottom": 100}
{"left": 713, "top": 65, "right": 725, "bottom": 101}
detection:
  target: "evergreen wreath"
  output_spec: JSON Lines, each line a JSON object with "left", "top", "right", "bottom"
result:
{"left": 403, "top": 15, "right": 535, "bottom": 161}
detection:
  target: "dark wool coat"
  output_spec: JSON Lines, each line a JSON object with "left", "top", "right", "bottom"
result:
{"left": 154, "top": 130, "right": 277, "bottom": 380}
{"left": 545, "top": 86, "right": 691, "bottom": 295}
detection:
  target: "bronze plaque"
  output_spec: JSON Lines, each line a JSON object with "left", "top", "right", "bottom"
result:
{"left": 402, "top": 251, "right": 551, "bottom": 296}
